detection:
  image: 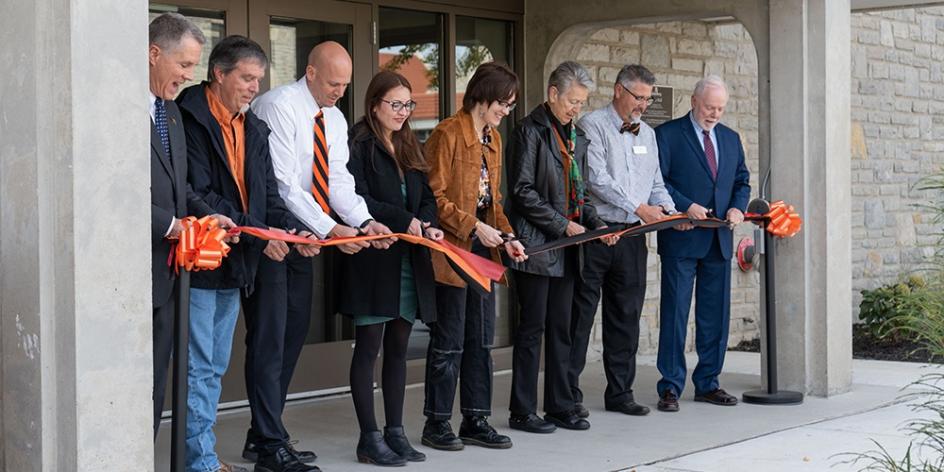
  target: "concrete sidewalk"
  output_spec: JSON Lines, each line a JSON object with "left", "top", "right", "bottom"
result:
{"left": 156, "top": 352, "right": 938, "bottom": 471}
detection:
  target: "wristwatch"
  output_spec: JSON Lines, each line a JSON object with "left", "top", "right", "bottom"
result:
{"left": 357, "top": 218, "right": 374, "bottom": 235}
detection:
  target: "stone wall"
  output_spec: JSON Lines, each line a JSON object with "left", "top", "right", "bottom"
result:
{"left": 564, "top": 20, "right": 763, "bottom": 355}
{"left": 566, "top": 6, "right": 944, "bottom": 355}
{"left": 850, "top": 8, "right": 944, "bottom": 307}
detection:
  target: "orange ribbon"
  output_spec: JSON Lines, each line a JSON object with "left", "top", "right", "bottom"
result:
{"left": 175, "top": 216, "right": 231, "bottom": 272}
{"left": 230, "top": 227, "right": 504, "bottom": 292}
{"left": 746, "top": 200, "right": 802, "bottom": 238}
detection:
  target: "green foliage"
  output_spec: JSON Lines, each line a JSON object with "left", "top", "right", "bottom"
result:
{"left": 838, "top": 171, "right": 944, "bottom": 471}
{"left": 859, "top": 275, "right": 933, "bottom": 343}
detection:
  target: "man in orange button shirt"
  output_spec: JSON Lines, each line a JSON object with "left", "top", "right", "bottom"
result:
{"left": 176, "top": 36, "right": 320, "bottom": 472}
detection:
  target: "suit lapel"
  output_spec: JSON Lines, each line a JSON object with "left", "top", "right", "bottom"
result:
{"left": 715, "top": 127, "right": 732, "bottom": 181}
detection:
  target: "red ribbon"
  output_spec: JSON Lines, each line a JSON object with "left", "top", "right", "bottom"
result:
{"left": 746, "top": 200, "right": 802, "bottom": 238}
{"left": 229, "top": 226, "right": 504, "bottom": 292}
{"left": 174, "top": 216, "right": 230, "bottom": 272}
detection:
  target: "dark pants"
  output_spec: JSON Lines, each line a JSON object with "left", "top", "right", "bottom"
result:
{"left": 242, "top": 250, "right": 313, "bottom": 451}
{"left": 657, "top": 234, "right": 731, "bottom": 397}
{"left": 570, "top": 233, "right": 647, "bottom": 407}
{"left": 153, "top": 299, "right": 175, "bottom": 437}
{"left": 510, "top": 248, "right": 578, "bottom": 416}
{"left": 424, "top": 242, "right": 496, "bottom": 421}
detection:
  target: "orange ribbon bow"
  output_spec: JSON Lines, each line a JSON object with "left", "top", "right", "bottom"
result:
{"left": 175, "top": 216, "right": 231, "bottom": 272}
{"left": 745, "top": 200, "right": 802, "bottom": 238}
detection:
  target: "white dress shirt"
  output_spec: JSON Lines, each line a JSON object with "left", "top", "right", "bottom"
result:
{"left": 579, "top": 104, "right": 675, "bottom": 224}
{"left": 251, "top": 78, "right": 372, "bottom": 238}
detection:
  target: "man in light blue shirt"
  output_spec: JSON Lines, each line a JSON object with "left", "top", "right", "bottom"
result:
{"left": 569, "top": 64, "right": 676, "bottom": 418}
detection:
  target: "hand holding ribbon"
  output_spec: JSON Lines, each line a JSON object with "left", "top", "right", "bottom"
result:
{"left": 174, "top": 216, "right": 231, "bottom": 272}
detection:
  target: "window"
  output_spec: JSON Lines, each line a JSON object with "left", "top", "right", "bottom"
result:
{"left": 149, "top": 5, "right": 225, "bottom": 95}
{"left": 378, "top": 8, "right": 444, "bottom": 143}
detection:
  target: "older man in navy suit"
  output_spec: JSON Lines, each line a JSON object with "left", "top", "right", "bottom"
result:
{"left": 654, "top": 75, "right": 750, "bottom": 412}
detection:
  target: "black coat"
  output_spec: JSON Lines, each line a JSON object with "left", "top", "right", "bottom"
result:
{"left": 335, "top": 121, "right": 439, "bottom": 323}
{"left": 505, "top": 104, "right": 604, "bottom": 277}
{"left": 176, "top": 83, "right": 303, "bottom": 291}
{"left": 150, "top": 99, "right": 213, "bottom": 307}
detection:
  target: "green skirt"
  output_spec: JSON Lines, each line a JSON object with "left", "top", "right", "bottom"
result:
{"left": 353, "top": 254, "right": 418, "bottom": 326}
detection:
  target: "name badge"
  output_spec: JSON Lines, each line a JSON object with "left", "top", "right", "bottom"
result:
{"left": 632, "top": 145, "right": 648, "bottom": 155}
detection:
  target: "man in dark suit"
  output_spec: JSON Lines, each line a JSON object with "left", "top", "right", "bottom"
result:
{"left": 148, "top": 13, "right": 234, "bottom": 437}
{"left": 654, "top": 75, "right": 751, "bottom": 412}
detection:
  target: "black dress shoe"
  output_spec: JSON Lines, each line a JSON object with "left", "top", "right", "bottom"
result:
{"left": 383, "top": 425, "right": 426, "bottom": 462}
{"left": 544, "top": 410, "right": 591, "bottom": 431}
{"left": 459, "top": 416, "right": 513, "bottom": 449}
{"left": 508, "top": 413, "right": 557, "bottom": 434}
{"left": 356, "top": 431, "right": 407, "bottom": 467}
{"left": 421, "top": 419, "right": 464, "bottom": 451}
{"left": 574, "top": 402, "right": 590, "bottom": 419}
{"left": 694, "top": 388, "right": 739, "bottom": 406}
{"left": 605, "top": 401, "right": 651, "bottom": 416}
{"left": 244, "top": 440, "right": 316, "bottom": 464}
{"left": 657, "top": 390, "right": 680, "bottom": 412}
{"left": 254, "top": 445, "right": 320, "bottom": 472}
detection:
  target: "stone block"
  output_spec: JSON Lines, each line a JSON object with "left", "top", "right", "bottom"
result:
{"left": 590, "top": 28, "right": 620, "bottom": 43}
{"left": 598, "top": 66, "right": 620, "bottom": 85}
{"left": 656, "top": 22, "right": 683, "bottom": 34}
{"left": 864, "top": 200, "right": 886, "bottom": 229}
{"left": 851, "top": 122, "right": 868, "bottom": 160}
{"left": 620, "top": 30, "right": 640, "bottom": 45}
{"left": 678, "top": 38, "right": 713, "bottom": 57}
{"left": 640, "top": 34, "right": 670, "bottom": 68}
{"left": 859, "top": 29, "right": 881, "bottom": 45}
{"left": 714, "top": 40, "right": 738, "bottom": 58}
{"left": 672, "top": 57, "right": 703, "bottom": 73}
{"left": 610, "top": 46, "right": 640, "bottom": 64}
{"left": 577, "top": 43, "right": 610, "bottom": 63}
{"left": 880, "top": 20, "right": 895, "bottom": 46}
{"left": 683, "top": 22, "right": 708, "bottom": 38}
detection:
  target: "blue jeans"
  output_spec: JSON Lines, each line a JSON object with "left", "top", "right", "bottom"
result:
{"left": 186, "top": 288, "right": 241, "bottom": 472}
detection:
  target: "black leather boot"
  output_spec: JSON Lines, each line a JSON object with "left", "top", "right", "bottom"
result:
{"left": 421, "top": 419, "right": 464, "bottom": 451}
{"left": 356, "top": 431, "right": 407, "bottom": 467}
{"left": 384, "top": 425, "right": 426, "bottom": 462}
{"left": 459, "top": 416, "right": 512, "bottom": 449}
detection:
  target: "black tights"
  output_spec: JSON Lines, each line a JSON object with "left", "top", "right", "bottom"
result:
{"left": 350, "top": 318, "right": 413, "bottom": 433}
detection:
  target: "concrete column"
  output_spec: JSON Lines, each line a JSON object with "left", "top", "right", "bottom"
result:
{"left": 767, "top": 0, "right": 852, "bottom": 396}
{"left": 0, "top": 0, "right": 153, "bottom": 469}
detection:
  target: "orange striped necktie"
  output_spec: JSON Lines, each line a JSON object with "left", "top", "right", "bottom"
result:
{"left": 311, "top": 110, "right": 330, "bottom": 213}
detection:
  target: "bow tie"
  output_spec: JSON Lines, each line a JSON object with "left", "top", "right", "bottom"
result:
{"left": 620, "top": 122, "right": 641, "bottom": 136}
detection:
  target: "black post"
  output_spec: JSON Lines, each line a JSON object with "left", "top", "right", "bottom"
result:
{"left": 742, "top": 200, "right": 803, "bottom": 405}
{"left": 171, "top": 269, "right": 191, "bottom": 471}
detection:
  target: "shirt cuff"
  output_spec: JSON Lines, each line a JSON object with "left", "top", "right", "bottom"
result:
{"left": 163, "top": 217, "right": 176, "bottom": 238}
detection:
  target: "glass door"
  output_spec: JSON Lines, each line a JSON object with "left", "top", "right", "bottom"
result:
{"left": 216, "top": 0, "right": 375, "bottom": 401}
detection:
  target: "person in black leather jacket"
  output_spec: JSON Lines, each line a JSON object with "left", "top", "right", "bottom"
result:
{"left": 505, "top": 61, "right": 616, "bottom": 434}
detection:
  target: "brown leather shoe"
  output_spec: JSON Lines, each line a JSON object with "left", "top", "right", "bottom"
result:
{"left": 657, "top": 390, "right": 679, "bottom": 412}
{"left": 694, "top": 388, "right": 739, "bottom": 406}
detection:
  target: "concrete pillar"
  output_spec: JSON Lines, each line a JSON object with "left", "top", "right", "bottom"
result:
{"left": 0, "top": 0, "right": 153, "bottom": 469}
{"left": 767, "top": 0, "right": 852, "bottom": 396}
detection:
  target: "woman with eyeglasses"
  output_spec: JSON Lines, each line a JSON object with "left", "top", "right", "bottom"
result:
{"left": 421, "top": 62, "right": 527, "bottom": 452}
{"left": 339, "top": 69, "right": 444, "bottom": 466}
{"left": 505, "top": 61, "right": 616, "bottom": 434}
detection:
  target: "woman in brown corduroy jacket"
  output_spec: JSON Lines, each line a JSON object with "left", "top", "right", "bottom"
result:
{"left": 421, "top": 62, "right": 527, "bottom": 451}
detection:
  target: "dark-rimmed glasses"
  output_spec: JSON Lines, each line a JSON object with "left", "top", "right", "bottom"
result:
{"left": 381, "top": 99, "right": 417, "bottom": 113}
{"left": 619, "top": 82, "right": 655, "bottom": 105}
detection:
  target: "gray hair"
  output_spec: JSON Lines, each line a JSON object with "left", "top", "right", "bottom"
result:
{"left": 548, "top": 61, "right": 594, "bottom": 94}
{"left": 616, "top": 64, "right": 656, "bottom": 88}
{"left": 149, "top": 12, "right": 206, "bottom": 51}
{"left": 207, "top": 35, "right": 268, "bottom": 82}
{"left": 693, "top": 75, "right": 728, "bottom": 97}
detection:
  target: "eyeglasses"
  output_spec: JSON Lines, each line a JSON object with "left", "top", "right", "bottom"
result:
{"left": 497, "top": 99, "right": 517, "bottom": 111}
{"left": 619, "top": 83, "right": 655, "bottom": 105}
{"left": 381, "top": 99, "right": 417, "bottom": 113}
